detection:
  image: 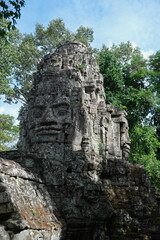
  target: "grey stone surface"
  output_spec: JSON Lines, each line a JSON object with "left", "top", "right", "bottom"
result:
{"left": 0, "top": 157, "right": 61, "bottom": 239}
{"left": 18, "top": 41, "right": 130, "bottom": 160}
{"left": 0, "top": 226, "right": 10, "bottom": 240}
{"left": 13, "top": 229, "right": 61, "bottom": 240}
{"left": 0, "top": 41, "right": 160, "bottom": 239}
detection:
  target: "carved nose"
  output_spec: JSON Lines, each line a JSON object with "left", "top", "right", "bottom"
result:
{"left": 42, "top": 108, "right": 57, "bottom": 123}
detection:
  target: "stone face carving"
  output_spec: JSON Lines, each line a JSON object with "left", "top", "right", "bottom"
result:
{"left": 18, "top": 41, "right": 130, "bottom": 159}
{"left": 1, "top": 42, "right": 160, "bottom": 240}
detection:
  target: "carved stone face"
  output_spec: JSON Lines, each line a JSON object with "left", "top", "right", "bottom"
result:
{"left": 29, "top": 96, "right": 72, "bottom": 144}
{"left": 25, "top": 73, "right": 77, "bottom": 147}
{"left": 18, "top": 42, "right": 130, "bottom": 159}
{"left": 21, "top": 71, "right": 86, "bottom": 152}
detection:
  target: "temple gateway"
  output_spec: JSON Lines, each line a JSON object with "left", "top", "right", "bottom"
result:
{"left": 0, "top": 42, "right": 160, "bottom": 240}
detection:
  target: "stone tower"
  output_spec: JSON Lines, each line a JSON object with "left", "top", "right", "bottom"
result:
{"left": 18, "top": 41, "right": 130, "bottom": 160}
{"left": 0, "top": 42, "right": 160, "bottom": 240}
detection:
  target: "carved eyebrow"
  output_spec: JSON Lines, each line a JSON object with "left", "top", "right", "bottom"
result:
{"left": 31, "top": 105, "right": 44, "bottom": 109}
{"left": 52, "top": 102, "right": 70, "bottom": 107}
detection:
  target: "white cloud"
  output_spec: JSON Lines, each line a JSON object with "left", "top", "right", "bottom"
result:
{"left": 131, "top": 42, "right": 137, "bottom": 49}
{"left": 0, "top": 107, "right": 5, "bottom": 114}
{"left": 142, "top": 50, "right": 154, "bottom": 59}
{"left": 130, "top": 42, "right": 153, "bottom": 59}
{"left": 15, "top": 119, "right": 20, "bottom": 126}
{"left": 0, "top": 98, "right": 22, "bottom": 125}
{"left": 16, "top": 0, "right": 160, "bottom": 53}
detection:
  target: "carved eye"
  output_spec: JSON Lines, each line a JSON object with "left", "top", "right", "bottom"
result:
{"left": 58, "top": 110, "right": 68, "bottom": 116}
{"left": 32, "top": 107, "right": 43, "bottom": 118}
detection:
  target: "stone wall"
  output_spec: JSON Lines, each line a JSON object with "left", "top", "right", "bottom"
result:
{"left": 0, "top": 157, "right": 61, "bottom": 239}
{"left": 102, "top": 158, "right": 160, "bottom": 239}
{"left": 0, "top": 42, "right": 160, "bottom": 240}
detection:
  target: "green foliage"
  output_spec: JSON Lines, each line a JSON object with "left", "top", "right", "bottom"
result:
{"left": 30, "top": 208, "right": 37, "bottom": 215}
{"left": 149, "top": 51, "right": 160, "bottom": 158}
{"left": 130, "top": 125, "right": 160, "bottom": 159}
{"left": 78, "top": 63, "right": 85, "bottom": 70}
{"left": 35, "top": 18, "right": 73, "bottom": 55}
{"left": 0, "top": 19, "right": 21, "bottom": 99}
{"left": 0, "top": 18, "right": 94, "bottom": 103}
{"left": 97, "top": 45, "right": 124, "bottom": 109}
{"left": 11, "top": 32, "right": 41, "bottom": 102}
{"left": 35, "top": 19, "right": 94, "bottom": 55}
{"left": 98, "top": 142, "right": 105, "bottom": 156}
{"left": 123, "top": 87, "right": 154, "bottom": 130}
{"left": 98, "top": 42, "right": 154, "bottom": 129}
{"left": 130, "top": 125, "right": 160, "bottom": 190}
{"left": 0, "top": 114, "right": 19, "bottom": 151}
{"left": 109, "top": 41, "right": 154, "bottom": 130}
{"left": 110, "top": 41, "right": 142, "bottom": 66}
{"left": 98, "top": 41, "right": 160, "bottom": 190}
{"left": 74, "top": 25, "right": 94, "bottom": 46}
{"left": 0, "top": 0, "right": 25, "bottom": 37}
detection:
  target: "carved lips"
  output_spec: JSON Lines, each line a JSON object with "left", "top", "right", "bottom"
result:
{"left": 36, "top": 125, "right": 61, "bottom": 135}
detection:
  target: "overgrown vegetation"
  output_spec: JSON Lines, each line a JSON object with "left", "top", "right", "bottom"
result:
{"left": 98, "top": 142, "right": 105, "bottom": 156}
{"left": 97, "top": 41, "right": 160, "bottom": 190}
{"left": 0, "top": 18, "right": 94, "bottom": 103}
{"left": 0, "top": 18, "right": 159, "bottom": 190}
{"left": 0, "top": 114, "right": 19, "bottom": 151}
{"left": 0, "top": 0, "right": 25, "bottom": 37}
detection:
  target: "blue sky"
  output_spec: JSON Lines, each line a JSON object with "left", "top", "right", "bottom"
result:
{"left": 1, "top": 0, "right": 160, "bottom": 120}
{"left": 16, "top": 0, "right": 160, "bottom": 53}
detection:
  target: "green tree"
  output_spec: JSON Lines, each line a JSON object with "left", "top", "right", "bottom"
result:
{"left": 149, "top": 51, "right": 160, "bottom": 158}
{"left": 11, "top": 32, "right": 41, "bottom": 103}
{"left": 0, "top": 0, "right": 25, "bottom": 37}
{"left": 74, "top": 25, "right": 94, "bottom": 47}
{"left": 0, "top": 114, "right": 19, "bottom": 151}
{"left": 110, "top": 41, "right": 141, "bottom": 66}
{"left": 35, "top": 19, "right": 94, "bottom": 54}
{"left": 130, "top": 124, "right": 160, "bottom": 190}
{"left": 35, "top": 18, "right": 74, "bottom": 55}
{"left": 97, "top": 45, "right": 124, "bottom": 108}
{"left": 98, "top": 42, "right": 154, "bottom": 130}
{"left": 1, "top": 18, "right": 94, "bottom": 103}
{"left": 0, "top": 19, "right": 21, "bottom": 98}
{"left": 98, "top": 41, "right": 160, "bottom": 190}
{"left": 109, "top": 41, "right": 154, "bottom": 130}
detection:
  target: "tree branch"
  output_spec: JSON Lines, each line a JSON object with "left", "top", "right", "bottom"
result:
{"left": 11, "top": 82, "right": 27, "bottom": 103}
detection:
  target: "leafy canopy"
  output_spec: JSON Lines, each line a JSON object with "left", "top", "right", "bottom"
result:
{"left": 0, "top": 114, "right": 19, "bottom": 151}
{"left": 0, "top": 18, "right": 94, "bottom": 103}
{"left": 0, "top": 0, "right": 25, "bottom": 37}
{"left": 0, "top": 19, "right": 21, "bottom": 100}
{"left": 98, "top": 41, "right": 160, "bottom": 190}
